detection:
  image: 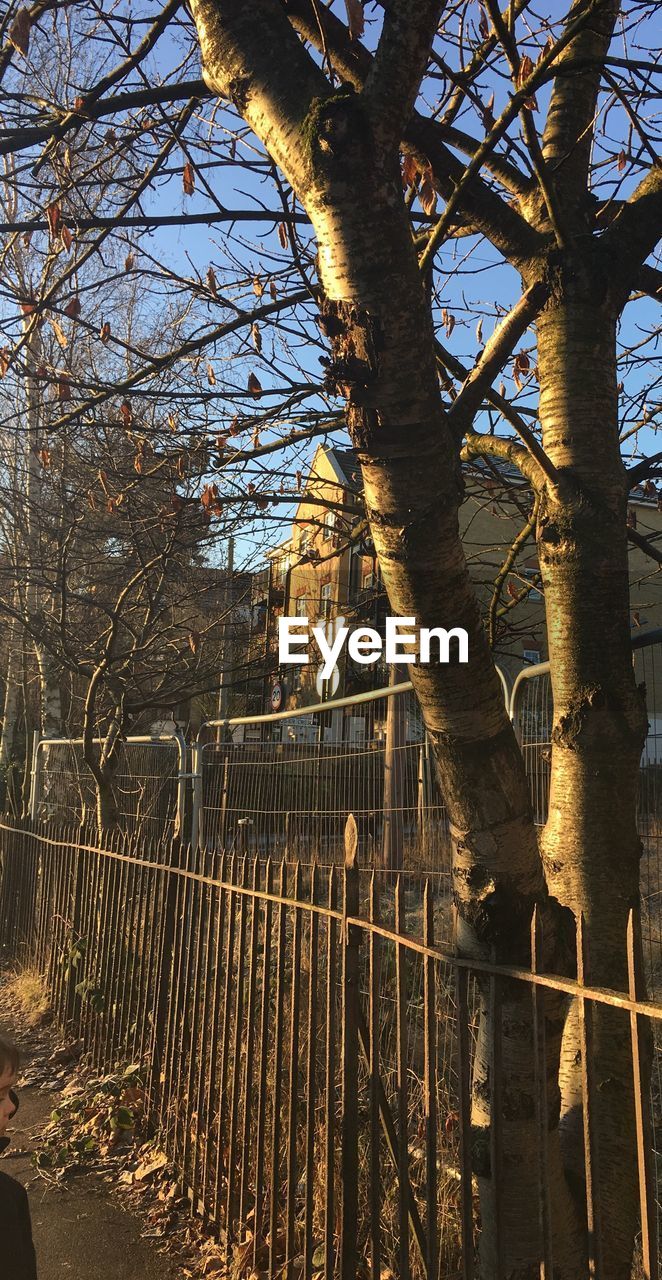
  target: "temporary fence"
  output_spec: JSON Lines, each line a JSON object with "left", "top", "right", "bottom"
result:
{"left": 191, "top": 684, "right": 448, "bottom": 867}
{"left": 24, "top": 632, "right": 662, "bottom": 874}
{"left": 0, "top": 818, "right": 659, "bottom": 1279}
{"left": 189, "top": 668, "right": 509, "bottom": 865}
{"left": 511, "top": 629, "right": 662, "bottom": 1000}
{"left": 28, "top": 731, "right": 187, "bottom": 838}
{"left": 26, "top": 671, "right": 510, "bottom": 868}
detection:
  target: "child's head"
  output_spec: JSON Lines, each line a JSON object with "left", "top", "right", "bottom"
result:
{"left": 0, "top": 1034, "right": 19, "bottom": 1137}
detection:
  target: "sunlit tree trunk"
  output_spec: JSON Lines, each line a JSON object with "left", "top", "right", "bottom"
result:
{"left": 0, "top": 615, "right": 22, "bottom": 813}
{"left": 536, "top": 298, "right": 648, "bottom": 1276}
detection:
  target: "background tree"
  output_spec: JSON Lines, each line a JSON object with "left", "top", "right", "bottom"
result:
{"left": 0, "top": 0, "right": 660, "bottom": 1273}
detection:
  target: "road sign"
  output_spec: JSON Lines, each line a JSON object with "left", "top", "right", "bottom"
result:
{"left": 316, "top": 665, "right": 340, "bottom": 698}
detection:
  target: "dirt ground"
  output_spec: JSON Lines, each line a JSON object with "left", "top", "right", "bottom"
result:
{"left": 0, "top": 985, "right": 183, "bottom": 1280}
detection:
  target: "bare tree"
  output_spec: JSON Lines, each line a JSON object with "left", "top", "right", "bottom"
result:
{"left": 0, "top": 0, "right": 661, "bottom": 1272}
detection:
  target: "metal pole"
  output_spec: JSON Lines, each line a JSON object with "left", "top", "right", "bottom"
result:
{"left": 28, "top": 730, "right": 41, "bottom": 821}
{"left": 174, "top": 730, "right": 187, "bottom": 840}
{"left": 190, "top": 741, "right": 202, "bottom": 851}
{"left": 216, "top": 535, "right": 235, "bottom": 745}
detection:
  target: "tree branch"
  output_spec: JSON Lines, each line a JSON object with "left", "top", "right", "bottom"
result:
{"left": 489, "top": 496, "right": 539, "bottom": 646}
{"left": 461, "top": 429, "right": 546, "bottom": 489}
{"left": 635, "top": 263, "right": 662, "bottom": 302}
{"left": 627, "top": 525, "right": 662, "bottom": 567}
{"left": 31, "top": 0, "right": 184, "bottom": 176}
{"left": 541, "top": 0, "right": 620, "bottom": 217}
{"left": 282, "top": 0, "right": 542, "bottom": 266}
{"left": 42, "top": 290, "right": 313, "bottom": 434}
{"left": 434, "top": 338, "right": 560, "bottom": 489}
{"left": 0, "top": 79, "right": 209, "bottom": 160}
{"left": 363, "top": 0, "right": 444, "bottom": 146}
{"left": 447, "top": 282, "right": 549, "bottom": 435}
{"left": 602, "top": 164, "right": 662, "bottom": 302}
{"left": 626, "top": 451, "right": 662, "bottom": 485}
{"left": 189, "top": 0, "right": 328, "bottom": 199}
{"left": 419, "top": 0, "right": 611, "bottom": 272}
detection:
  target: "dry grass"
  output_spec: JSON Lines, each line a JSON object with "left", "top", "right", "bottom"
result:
{"left": 4, "top": 966, "right": 51, "bottom": 1026}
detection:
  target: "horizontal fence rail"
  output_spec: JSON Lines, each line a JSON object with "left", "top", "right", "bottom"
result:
{"left": 1, "top": 819, "right": 661, "bottom": 1279}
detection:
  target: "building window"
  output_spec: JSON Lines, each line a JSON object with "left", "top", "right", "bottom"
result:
{"left": 523, "top": 648, "right": 541, "bottom": 666}
{"left": 362, "top": 570, "right": 376, "bottom": 593}
{"left": 299, "top": 531, "right": 311, "bottom": 558}
{"left": 295, "top": 595, "right": 308, "bottom": 617}
{"left": 323, "top": 511, "right": 336, "bottom": 542}
{"left": 320, "top": 582, "right": 333, "bottom": 619}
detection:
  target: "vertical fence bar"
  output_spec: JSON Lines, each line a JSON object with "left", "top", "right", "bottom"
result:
{"left": 531, "top": 907, "right": 553, "bottom": 1279}
{"left": 285, "top": 862, "right": 303, "bottom": 1280}
{"left": 340, "top": 817, "right": 360, "bottom": 1280}
{"left": 215, "top": 852, "right": 238, "bottom": 1223}
{"left": 253, "top": 858, "right": 273, "bottom": 1271}
{"left": 395, "top": 873, "right": 411, "bottom": 1280}
{"left": 627, "top": 906, "right": 659, "bottom": 1280}
{"left": 325, "top": 865, "right": 338, "bottom": 1280}
{"left": 200, "top": 850, "right": 226, "bottom": 1219}
{"left": 104, "top": 830, "right": 129, "bottom": 1064}
{"left": 226, "top": 854, "right": 250, "bottom": 1254}
{"left": 191, "top": 849, "right": 215, "bottom": 1214}
{"left": 172, "top": 842, "right": 197, "bottom": 1170}
{"left": 304, "top": 863, "right": 319, "bottom": 1280}
{"left": 116, "top": 832, "right": 140, "bottom": 1056}
{"left": 183, "top": 844, "right": 208, "bottom": 1196}
{"left": 424, "top": 881, "right": 438, "bottom": 1280}
{"left": 369, "top": 871, "right": 381, "bottom": 1280}
{"left": 77, "top": 825, "right": 99, "bottom": 1049}
{"left": 150, "top": 835, "right": 183, "bottom": 1123}
{"left": 489, "top": 947, "right": 504, "bottom": 1280}
{"left": 455, "top": 955, "right": 474, "bottom": 1280}
{"left": 239, "top": 856, "right": 261, "bottom": 1233}
{"left": 269, "top": 861, "right": 288, "bottom": 1278}
{"left": 171, "top": 844, "right": 194, "bottom": 1167}
{"left": 576, "top": 912, "right": 602, "bottom": 1279}
{"left": 64, "top": 830, "right": 85, "bottom": 1028}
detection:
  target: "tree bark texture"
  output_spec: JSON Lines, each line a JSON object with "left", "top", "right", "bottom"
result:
{"left": 536, "top": 290, "right": 648, "bottom": 1277}
{"left": 188, "top": 4, "right": 654, "bottom": 1275}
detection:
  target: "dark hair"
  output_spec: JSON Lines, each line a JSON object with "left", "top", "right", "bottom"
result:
{"left": 0, "top": 1034, "right": 19, "bottom": 1077}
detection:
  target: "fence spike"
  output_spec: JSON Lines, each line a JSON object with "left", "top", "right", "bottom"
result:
{"left": 344, "top": 812, "right": 358, "bottom": 869}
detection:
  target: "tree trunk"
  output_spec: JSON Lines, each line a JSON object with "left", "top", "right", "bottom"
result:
{"left": 33, "top": 642, "right": 63, "bottom": 820}
{"left": 186, "top": 13, "right": 599, "bottom": 1270}
{"left": 95, "top": 769, "right": 120, "bottom": 833}
{"left": 34, "top": 642, "right": 62, "bottom": 739}
{"left": 295, "top": 137, "right": 582, "bottom": 1279}
{"left": 0, "top": 617, "right": 22, "bottom": 814}
{"left": 536, "top": 295, "right": 648, "bottom": 1278}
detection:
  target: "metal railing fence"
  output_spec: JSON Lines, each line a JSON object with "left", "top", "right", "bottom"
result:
{"left": 0, "top": 818, "right": 660, "bottom": 1280}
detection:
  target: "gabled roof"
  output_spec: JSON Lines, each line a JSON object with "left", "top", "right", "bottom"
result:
{"left": 326, "top": 446, "right": 362, "bottom": 490}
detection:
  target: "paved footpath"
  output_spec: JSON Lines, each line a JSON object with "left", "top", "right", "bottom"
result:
{"left": 0, "top": 1008, "right": 180, "bottom": 1280}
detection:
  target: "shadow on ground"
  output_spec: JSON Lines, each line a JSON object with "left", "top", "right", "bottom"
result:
{"left": 0, "top": 1000, "right": 179, "bottom": 1280}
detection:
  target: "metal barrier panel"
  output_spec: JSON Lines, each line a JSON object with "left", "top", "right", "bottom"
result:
{"left": 511, "top": 666, "right": 553, "bottom": 827}
{"left": 32, "top": 737, "right": 183, "bottom": 837}
{"left": 197, "top": 689, "right": 450, "bottom": 868}
{"left": 511, "top": 633, "right": 662, "bottom": 1002}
